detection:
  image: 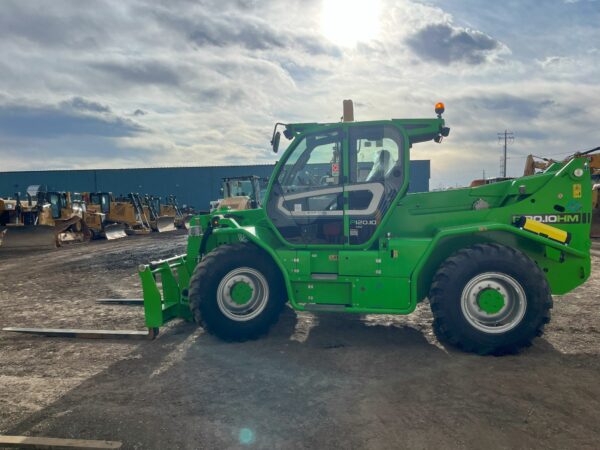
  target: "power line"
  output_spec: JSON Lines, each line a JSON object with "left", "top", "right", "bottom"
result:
{"left": 498, "top": 130, "right": 514, "bottom": 177}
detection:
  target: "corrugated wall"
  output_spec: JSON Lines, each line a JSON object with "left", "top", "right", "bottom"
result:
{"left": 0, "top": 161, "right": 430, "bottom": 210}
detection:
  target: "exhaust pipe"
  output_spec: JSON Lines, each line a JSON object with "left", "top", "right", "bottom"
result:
{"left": 342, "top": 99, "right": 354, "bottom": 122}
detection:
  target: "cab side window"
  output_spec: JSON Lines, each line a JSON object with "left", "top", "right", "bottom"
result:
{"left": 49, "top": 193, "right": 62, "bottom": 219}
{"left": 347, "top": 125, "right": 404, "bottom": 244}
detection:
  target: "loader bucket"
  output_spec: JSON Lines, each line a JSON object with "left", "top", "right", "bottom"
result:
{"left": 104, "top": 223, "right": 127, "bottom": 240}
{"left": 153, "top": 216, "right": 177, "bottom": 232}
{"left": 0, "top": 225, "right": 58, "bottom": 251}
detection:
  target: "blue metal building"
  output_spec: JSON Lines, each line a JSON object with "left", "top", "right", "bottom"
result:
{"left": 0, "top": 161, "right": 430, "bottom": 210}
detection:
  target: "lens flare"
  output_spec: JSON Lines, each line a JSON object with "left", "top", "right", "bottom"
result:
{"left": 239, "top": 428, "right": 255, "bottom": 445}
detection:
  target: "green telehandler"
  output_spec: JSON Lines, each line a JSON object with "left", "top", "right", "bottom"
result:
{"left": 136, "top": 100, "right": 592, "bottom": 355}
{"left": 4, "top": 101, "right": 592, "bottom": 354}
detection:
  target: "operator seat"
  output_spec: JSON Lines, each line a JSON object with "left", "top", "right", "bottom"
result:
{"left": 366, "top": 149, "right": 392, "bottom": 182}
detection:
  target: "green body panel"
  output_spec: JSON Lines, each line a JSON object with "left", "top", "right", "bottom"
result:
{"left": 308, "top": 251, "right": 339, "bottom": 273}
{"left": 293, "top": 281, "right": 350, "bottom": 305}
{"left": 138, "top": 115, "right": 592, "bottom": 329}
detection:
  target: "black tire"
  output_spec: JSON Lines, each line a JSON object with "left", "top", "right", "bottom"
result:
{"left": 429, "top": 243, "right": 552, "bottom": 355}
{"left": 188, "top": 243, "right": 286, "bottom": 341}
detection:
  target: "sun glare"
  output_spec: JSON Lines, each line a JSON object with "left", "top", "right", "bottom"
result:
{"left": 320, "top": 0, "right": 382, "bottom": 47}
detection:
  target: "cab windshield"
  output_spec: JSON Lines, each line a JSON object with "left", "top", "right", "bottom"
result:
{"left": 225, "top": 180, "right": 255, "bottom": 199}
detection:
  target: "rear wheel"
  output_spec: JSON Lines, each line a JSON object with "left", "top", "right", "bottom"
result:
{"left": 429, "top": 243, "right": 552, "bottom": 355}
{"left": 188, "top": 243, "right": 286, "bottom": 341}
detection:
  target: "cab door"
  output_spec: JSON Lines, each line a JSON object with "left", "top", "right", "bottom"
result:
{"left": 343, "top": 124, "right": 406, "bottom": 245}
{"left": 265, "top": 126, "right": 346, "bottom": 294}
{"left": 266, "top": 127, "right": 345, "bottom": 247}
{"left": 338, "top": 124, "right": 411, "bottom": 310}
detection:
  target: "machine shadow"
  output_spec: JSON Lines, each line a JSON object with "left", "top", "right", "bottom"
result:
{"left": 271, "top": 307, "right": 440, "bottom": 351}
{"left": 6, "top": 308, "right": 600, "bottom": 450}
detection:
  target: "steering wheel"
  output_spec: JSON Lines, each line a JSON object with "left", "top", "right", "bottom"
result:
{"left": 326, "top": 195, "right": 342, "bottom": 211}
{"left": 296, "top": 171, "right": 319, "bottom": 186}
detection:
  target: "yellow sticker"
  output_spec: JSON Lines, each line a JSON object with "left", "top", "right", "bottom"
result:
{"left": 573, "top": 183, "right": 582, "bottom": 199}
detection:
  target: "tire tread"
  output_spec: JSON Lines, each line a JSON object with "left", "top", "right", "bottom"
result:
{"left": 429, "top": 243, "right": 553, "bottom": 355}
{"left": 188, "top": 243, "right": 285, "bottom": 341}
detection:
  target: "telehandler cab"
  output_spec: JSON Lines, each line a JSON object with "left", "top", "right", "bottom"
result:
{"left": 211, "top": 175, "right": 267, "bottom": 212}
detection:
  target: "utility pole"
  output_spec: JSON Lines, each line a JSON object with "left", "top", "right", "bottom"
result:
{"left": 497, "top": 130, "right": 514, "bottom": 177}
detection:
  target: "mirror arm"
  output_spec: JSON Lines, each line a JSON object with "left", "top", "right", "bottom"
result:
{"left": 271, "top": 122, "right": 287, "bottom": 153}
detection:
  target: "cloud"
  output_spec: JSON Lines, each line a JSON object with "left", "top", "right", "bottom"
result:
{"left": 462, "top": 94, "right": 555, "bottom": 120}
{"left": 188, "top": 17, "right": 284, "bottom": 51}
{"left": 0, "top": 99, "right": 146, "bottom": 138}
{"left": 0, "top": 0, "right": 105, "bottom": 49}
{"left": 61, "top": 97, "right": 111, "bottom": 113}
{"left": 407, "top": 23, "right": 503, "bottom": 65}
{"left": 89, "top": 60, "right": 182, "bottom": 86}
{"left": 539, "top": 56, "right": 568, "bottom": 67}
{"left": 145, "top": 4, "right": 340, "bottom": 56}
{"left": 0, "top": 0, "right": 598, "bottom": 190}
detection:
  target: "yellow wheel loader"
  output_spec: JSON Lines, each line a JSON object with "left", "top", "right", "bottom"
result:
{"left": 0, "top": 187, "right": 91, "bottom": 251}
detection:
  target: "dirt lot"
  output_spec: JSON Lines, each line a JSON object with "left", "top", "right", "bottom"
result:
{"left": 0, "top": 232, "right": 599, "bottom": 449}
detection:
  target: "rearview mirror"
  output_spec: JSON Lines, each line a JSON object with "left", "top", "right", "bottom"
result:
{"left": 271, "top": 131, "right": 281, "bottom": 153}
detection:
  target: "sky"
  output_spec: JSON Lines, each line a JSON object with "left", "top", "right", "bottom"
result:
{"left": 0, "top": 0, "right": 599, "bottom": 188}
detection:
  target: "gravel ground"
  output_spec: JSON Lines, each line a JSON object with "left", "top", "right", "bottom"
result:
{"left": 0, "top": 232, "right": 599, "bottom": 449}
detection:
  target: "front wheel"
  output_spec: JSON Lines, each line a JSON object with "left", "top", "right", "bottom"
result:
{"left": 188, "top": 243, "right": 286, "bottom": 341}
{"left": 429, "top": 243, "right": 552, "bottom": 355}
